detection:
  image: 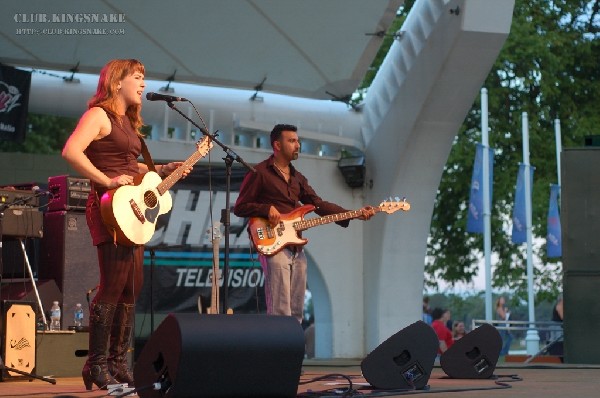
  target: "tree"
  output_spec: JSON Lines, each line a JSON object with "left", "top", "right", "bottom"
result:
{"left": 0, "top": 113, "right": 77, "bottom": 154}
{"left": 354, "top": 0, "right": 599, "bottom": 300}
{"left": 425, "top": 0, "right": 600, "bottom": 300}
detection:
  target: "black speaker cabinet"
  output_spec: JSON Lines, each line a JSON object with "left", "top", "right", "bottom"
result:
{"left": 361, "top": 320, "right": 438, "bottom": 390}
{"left": 1, "top": 237, "right": 41, "bottom": 279}
{"left": 561, "top": 148, "right": 600, "bottom": 364}
{"left": 134, "top": 313, "right": 305, "bottom": 398}
{"left": 39, "top": 211, "right": 98, "bottom": 329}
{"left": 440, "top": 323, "right": 501, "bottom": 379}
{"left": 1, "top": 301, "right": 36, "bottom": 381}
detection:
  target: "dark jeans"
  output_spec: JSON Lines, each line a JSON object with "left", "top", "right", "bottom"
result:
{"left": 499, "top": 329, "right": 513, "bottom": 355}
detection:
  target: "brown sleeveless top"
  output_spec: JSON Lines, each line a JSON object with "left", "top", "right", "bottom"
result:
{"left": 85, "top": 112, "right": 142, "bottom": 245}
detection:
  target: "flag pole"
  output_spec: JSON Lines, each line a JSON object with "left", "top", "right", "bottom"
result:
{"left": 481, "top": 88, "right": 493, "bottom": 322}
{"left": 554, "top": 119, "right": 562, "bottom": 189}
{"left": 522, "top": 112, "right": 540, "bottom": 355}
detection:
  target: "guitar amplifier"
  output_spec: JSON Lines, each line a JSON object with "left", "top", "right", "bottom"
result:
{"left": 0, "top": 188, "right": 40, "bottom": 208}
{"left": 1, "top": 206, "right": 44, "bottom": 238}
{"left": 47, "top": 175, "right": 91, "bottom": 212}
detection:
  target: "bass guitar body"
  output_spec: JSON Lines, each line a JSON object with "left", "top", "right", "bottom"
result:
{"left": 247, "top": 205, "right": 314, "bottom": 256}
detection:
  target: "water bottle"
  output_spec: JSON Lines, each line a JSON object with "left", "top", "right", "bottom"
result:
{"left": 74, "top": 303, "right": 84, "bottom": 327}
{"left": 50, "top": 301, "right": 61, "bottom": 331}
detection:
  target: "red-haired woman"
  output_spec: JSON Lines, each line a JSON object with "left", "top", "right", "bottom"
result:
{"left": 63, "top": 59, "right": 189, "bottom": 390}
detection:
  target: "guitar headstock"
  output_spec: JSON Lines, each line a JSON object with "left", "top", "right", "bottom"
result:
{"left": 378, "top": 197, "right": 411, "bottom": 214}
{"left": 197, "top": 135, "right": 214, "bottom": 156}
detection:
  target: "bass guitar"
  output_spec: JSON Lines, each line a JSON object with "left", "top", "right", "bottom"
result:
{"left": 100, "top": 136, "right": 213, "bottom": 246}
{"left": 248, "top": 198, "right": 410, "bottom": 256}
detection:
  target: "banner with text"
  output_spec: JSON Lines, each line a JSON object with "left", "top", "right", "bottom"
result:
{"left": 0, "top": 65, "right": 31, "bottom": 142}
{"left": 511, "top": 164, "right": 535, "bottom": 244}
{"left": 546, "top": 184, "right": 562, "bottom": 258}
{"left": 466, "top": 144, "right": 494, "bottom": 234}
{"left": 133, "top": 169, "right": 267, "bottom": 325}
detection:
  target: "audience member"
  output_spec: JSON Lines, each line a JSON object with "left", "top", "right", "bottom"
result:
{"left": 452, "top": 320, "right": 467, "bottom": 340}
{"left": 552, "top": 294, "right": 563, "bottom": 323}
{"left": 495, "top": 296, "right": 513, "bottom": 356}
{"left": 422, "top": 296, "right": 432, "bottom": 325}
{"left": 304, "top": 315, "right": 315, "bottom": 358}
{"left": 548, "top": 294, "right": 564, "bottom": 359}
{"left": 431, "top": 307, "right": 454, "bottom": 354}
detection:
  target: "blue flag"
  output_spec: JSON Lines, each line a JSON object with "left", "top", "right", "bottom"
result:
{"left": 547, "top": 184, "right": 562, "bottom": 258}
{"left": 511, "top": 164, "right": 535, "bottom": 244}
{"left": 466, "top": 144, "right": 494, "bottom": 234}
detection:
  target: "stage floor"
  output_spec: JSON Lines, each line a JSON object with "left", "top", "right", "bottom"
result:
{"left": 1, "top": 361, "right": 599, "bottom": 397}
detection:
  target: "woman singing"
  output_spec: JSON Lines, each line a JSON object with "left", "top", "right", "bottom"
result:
{"left": 62, "top": 59, "right": 189, "bottom": 390}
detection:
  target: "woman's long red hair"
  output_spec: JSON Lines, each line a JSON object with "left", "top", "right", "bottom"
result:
{"left": 88, "top": 59, "right": 145, "bottom": 136}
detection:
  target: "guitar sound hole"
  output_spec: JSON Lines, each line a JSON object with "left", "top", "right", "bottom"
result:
{"left": 144, "top": 191, "right": 158, "bottom": 208}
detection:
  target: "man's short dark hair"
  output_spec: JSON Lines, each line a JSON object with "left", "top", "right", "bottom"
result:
{"left": 431, "top": 307, "right": 446, "bottom": 321}
{"left": 270, "top": 124, "right": 297, "bottom": 147}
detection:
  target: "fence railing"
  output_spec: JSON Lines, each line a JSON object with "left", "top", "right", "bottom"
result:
{"left": 472, "top": 319, "right": 562, "bottom": 332}
{"left": 471, "top": 319, "right": 563, "bottom": 348}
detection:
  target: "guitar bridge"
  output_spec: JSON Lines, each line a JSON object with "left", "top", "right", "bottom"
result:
{"left": 129, "top": 199, "right": 146, "bottom": 223}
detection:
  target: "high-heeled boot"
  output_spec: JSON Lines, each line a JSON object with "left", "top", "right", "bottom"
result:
{"left": 82, "top": 301, "right": 118, "bottom": 390}
{"left": 107, "top": 303, "right": 135, "bottom": 386}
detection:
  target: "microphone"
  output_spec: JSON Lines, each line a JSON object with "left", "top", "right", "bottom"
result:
{"left": 31, "top": 186, "right": 51, "bottom": 196}
{"left": 146, "top": 92, "right": 188, "bottom": 102}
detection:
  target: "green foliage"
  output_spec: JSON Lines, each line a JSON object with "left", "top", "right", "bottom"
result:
{"left": 0, "top": 113, "right": 77, "bottom": 154}
{"left": 426, "top": 0, "right": 600, "bottom": 300}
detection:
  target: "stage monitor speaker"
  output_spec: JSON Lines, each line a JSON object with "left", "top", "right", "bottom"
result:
{"left": 360, "top": 320, "right": 438, "bottom": 390}
{"left": 440, "top": 323, "right": 501, "bottom": 379}
{"left": 1, "top": 301, "right": 36, "bottom": 381}
{"left": 133, "top": 313, "right": 305, "bottom": 398}
{"left": 39, "top": 211, "right": 98, "bottom": 329}
{"left": 561, "top": 148, "right": 600, "bottom": 363}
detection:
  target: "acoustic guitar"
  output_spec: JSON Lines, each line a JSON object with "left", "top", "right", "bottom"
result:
{"left": 100, "top": 136, "right": 213, "bottom": 246}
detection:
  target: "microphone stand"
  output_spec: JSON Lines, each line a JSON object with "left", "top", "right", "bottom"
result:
{"left": 0, "top": 360, "right": 56, "bottom": 384}
{"left": 166, "top": 101, "right": 255, "bottom": 314}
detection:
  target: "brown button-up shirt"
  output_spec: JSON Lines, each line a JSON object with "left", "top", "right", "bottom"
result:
{"left": 234, "top": 155, "right": 349, "bottom": 227}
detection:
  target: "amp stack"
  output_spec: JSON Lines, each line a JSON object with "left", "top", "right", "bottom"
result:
{"left": 40, "top": 175, "right": 98, "bottom": 330}
{"left": 0, "top": 186, "right": 44, "bottom": 286}
{"left": 0, "top": 185, "right": 47, "bottom": 337}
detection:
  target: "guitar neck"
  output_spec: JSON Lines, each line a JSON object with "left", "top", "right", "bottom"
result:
{"left": 156, "top": 149, "right": 205, "bottom": 195}
{"left": 210, "top": 237, "right": 220, "bottom": 314}
{"left": 295, "top": 206, "right": 382, "bottom": 232}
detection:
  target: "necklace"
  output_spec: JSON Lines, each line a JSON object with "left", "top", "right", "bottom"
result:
{"left": 273, "top": 163, "right": 290, "bottom": 175}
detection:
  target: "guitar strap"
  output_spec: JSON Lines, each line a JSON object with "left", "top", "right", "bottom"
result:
{"left": 139, "top": 137, "right": 157, "bottom": 173}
